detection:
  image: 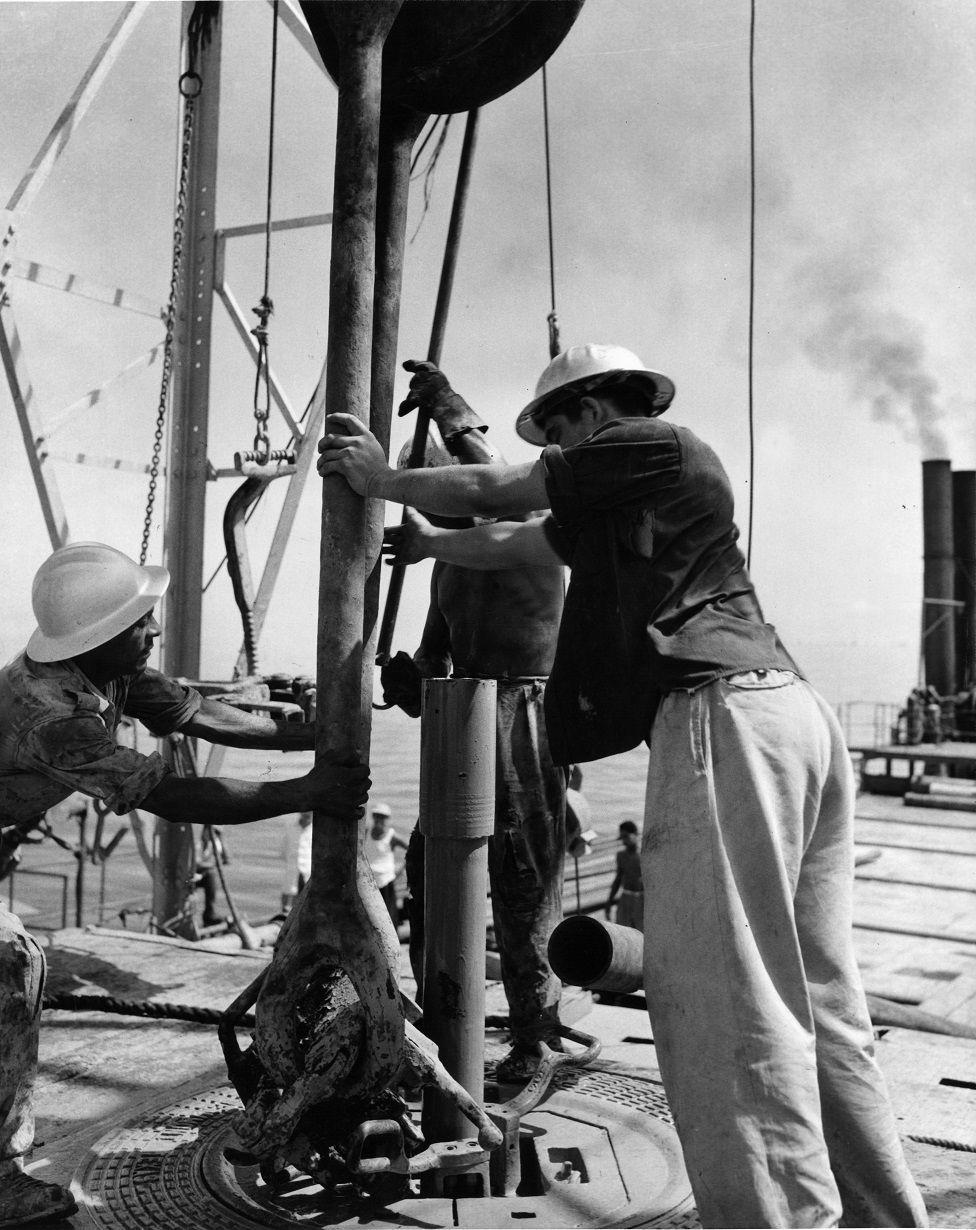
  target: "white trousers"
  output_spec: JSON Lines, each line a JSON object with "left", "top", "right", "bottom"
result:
{"left": 642, "top": 672, "right": 928, "bottom": 1229}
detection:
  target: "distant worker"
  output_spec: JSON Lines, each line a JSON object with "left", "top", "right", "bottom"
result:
{"left": 0, "top": 543, "right": 368, "bottom": 1227}
{"left": 364, "top": 803, "right": 407, "bottom": 925}
{"left": 279, "top": 810, "right": 312, "bottom": 913}
{"left": 318, "top": 345, "right": 927, "bottom": 1228}
{"left": 605, "top": 820, "right": 643, "bottom": 932}
{"left": 382, "top": 362, "right": 568, "bottom": 1085}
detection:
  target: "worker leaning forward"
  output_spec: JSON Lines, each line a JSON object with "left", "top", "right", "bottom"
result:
{"left": 0, "top": 543, "right": 368, "bottom": 1228}
{"left": 381, "top": 362, "right": 568, "bottom": 1083}
{"left": 318, "top": 344, "right": 927, "bottom": 1229}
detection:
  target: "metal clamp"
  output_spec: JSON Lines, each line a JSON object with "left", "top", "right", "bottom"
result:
{"left": 488, "top": 1024, "right": 601, "bottom": 1197}
{"left": 346, "top": 1120, "right": 490, "bottom": 1179}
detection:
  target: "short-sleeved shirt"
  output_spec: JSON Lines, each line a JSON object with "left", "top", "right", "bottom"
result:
{"left": 0, "top": 653, "right": 202, "bottom": 823}
{"left": 539, "top": 416, "right": 800, "bottom": 763}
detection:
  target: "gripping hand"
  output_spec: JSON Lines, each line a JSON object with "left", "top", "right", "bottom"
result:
{"left": 380, "top": 651, "right": 423, "bottom": 719}
{"left": 398, "top": 360, "right": 488, "bottom": 442}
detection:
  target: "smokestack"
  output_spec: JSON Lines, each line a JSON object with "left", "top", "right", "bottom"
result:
{"left": 953, "top": 471, "right": 976, "bottom": 692}
{"left": 922, "top": 459, "right": 957, "bottom": 695}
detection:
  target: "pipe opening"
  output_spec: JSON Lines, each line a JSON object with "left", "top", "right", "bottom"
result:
{"left": 547, "top": 915, "right": 613, "bottom": 985}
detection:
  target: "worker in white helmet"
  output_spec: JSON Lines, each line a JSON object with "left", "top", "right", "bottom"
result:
{"left": 0, "top": 542, "right": 368, "bottom": 1227}
{"left": 318, "top": 345, "right": 926, "bottom": 1229}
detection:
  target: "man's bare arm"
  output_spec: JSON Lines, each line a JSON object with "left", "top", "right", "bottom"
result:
{"left": 181, "top": 696, "right": 314, "bottom": 751}
{"left": 140, "top": 757, "right": 368, "bottom": 827}
{"left": 318, "top": 413, "right": 549, "bottom": 518}
{"left": 414, "top": 570, "right": 453, "bottom": 677}
{"left": 384, "top": 511, "right": 562, "bottom": 571}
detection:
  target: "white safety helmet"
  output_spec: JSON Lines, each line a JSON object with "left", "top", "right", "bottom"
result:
{"left": 371, "top": 803, "right": 392, "bottom": 818}
{"left": 396, "top": 429, "right": 459, "bottom": 470}
{"left": 515, "top": 343, "right": 675, "bottom": 446}
{"left": 27, "top": 542, "right": 169, "bottom": 663}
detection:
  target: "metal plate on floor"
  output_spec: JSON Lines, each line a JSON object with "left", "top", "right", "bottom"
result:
{"left": 74, "top": 1074, "right": 697, "bottom": 1229}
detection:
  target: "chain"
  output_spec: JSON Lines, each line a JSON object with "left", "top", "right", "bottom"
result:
{"left": 139, "top": 76, "right": 199, "bottom": 566}
{"left": 250, "top": 296, "right": 273, "bottom": 464}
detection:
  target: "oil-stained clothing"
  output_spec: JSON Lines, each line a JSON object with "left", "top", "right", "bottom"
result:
{"left": 0, "top": 654, "right": 201, "bottom": 823}
{"left": 0, "top": 655, "right": 200, "bottom": 1166}
{"left": 406, "top": 678, "right": 567, "bottom": 1048}
{"left": 0, "top": 905, "right": 44, "bottom": 1164}
{"left": 537, "top": 417, "right": 926, "bottom": 1228}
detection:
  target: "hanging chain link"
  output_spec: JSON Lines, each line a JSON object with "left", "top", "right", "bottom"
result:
{"left": 249, "top": 295, "right": 273, "bottom": 464}
{"left": 139, "top": 75, "right": 199, "bottom": 566}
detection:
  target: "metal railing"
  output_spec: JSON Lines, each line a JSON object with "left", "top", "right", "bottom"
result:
{"left": 7, "top": 867, "right": 70, "bottom": 930}
{"left": 835, "top": 700, "right": 901, "bottom": 748}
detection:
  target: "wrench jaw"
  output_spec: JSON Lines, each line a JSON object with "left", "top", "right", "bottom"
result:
{"left": 487, "top": 1024, "right": 602, "bottom": 1198}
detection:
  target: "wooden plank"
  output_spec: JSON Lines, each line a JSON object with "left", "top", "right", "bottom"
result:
{"left": 855, "top": 817, "right": 976, "bottom": 857}
{"left": 857, "top": 808, "right": 976, "bottom": 834}
{"left": 876, "top": 1031, "right": 976, "bottom": 1151}
{"left": 855, "top": 881, "right": 976, "bottom": 944}
{"left": 853, "top": 743, "right": 976, "bottom": 766}
{"left": 855, "top": 930, "right": 973, "bottom": 1004}
{"left": 919, "top": 972, "right": 976, "bottom": 1029}
{"left": 855, "top": 847, "right": 976, "bottom": 894}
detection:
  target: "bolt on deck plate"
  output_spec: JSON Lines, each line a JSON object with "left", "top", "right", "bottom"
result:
{"left": 72, "top": 1072, "right": 698, "bottom": 1229}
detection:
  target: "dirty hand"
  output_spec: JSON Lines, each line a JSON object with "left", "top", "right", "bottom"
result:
{"left": 317, "top": 414, "right": 391, "bottom": 496}
{"left": 398, "top": 359, "right": 488, "bottom": 441}
{"left": 380, "top": 651, "right": 423, "bottom": 718}
{"left": 382, "top": 508, "right": 439, "bottom": 565}
{"left": 303, "top": 755, "right": 371, "bottom": 820}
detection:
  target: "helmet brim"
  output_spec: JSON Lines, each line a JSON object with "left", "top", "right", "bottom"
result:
{"left": 26, "top": 565, "right": 169, "bottom": 663}
{"left": 515, "top": 368, "right": 675, "bottom": 446}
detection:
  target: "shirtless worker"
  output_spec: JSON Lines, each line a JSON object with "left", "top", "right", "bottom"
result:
{"left": 318, "top": 344, "right": 927, "bottom": 1228}
{"left": 382, "top": 362, "right": 568, "bottom": 1084}
{"left": 0, "top": 542, "right": 368, "bottom": 1227}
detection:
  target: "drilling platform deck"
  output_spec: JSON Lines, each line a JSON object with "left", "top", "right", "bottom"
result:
{"left": 20, "top": 787, "right": 976, "bottom": 1228}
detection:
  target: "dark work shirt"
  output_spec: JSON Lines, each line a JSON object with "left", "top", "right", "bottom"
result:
{"left": 539, "top": 416, "right": 800, "bottom": 763}
{"left": 0, "top": 655, "right": 201, "bottom": 821}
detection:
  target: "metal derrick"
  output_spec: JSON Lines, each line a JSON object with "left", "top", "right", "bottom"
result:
{"left": 4, "top": 0, "right": 591, "bottom": 1207}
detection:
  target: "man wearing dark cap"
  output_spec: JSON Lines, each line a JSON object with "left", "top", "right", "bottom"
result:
{"left": 317, "top": 344, "right": 926, "bottom": 1229}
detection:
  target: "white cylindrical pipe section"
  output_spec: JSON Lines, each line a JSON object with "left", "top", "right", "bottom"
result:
{"left": 419, "top": 678, "right": 495, "bottom": 1156}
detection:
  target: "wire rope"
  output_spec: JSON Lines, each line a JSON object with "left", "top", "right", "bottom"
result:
{"left": 541, "top": 64, "right": 561, "bottom": 358}
{"left": 746, "top": 0, "right": 757, "bottom": 569}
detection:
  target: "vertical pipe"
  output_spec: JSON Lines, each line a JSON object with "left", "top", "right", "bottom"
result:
{"left": 307, "top": 1, "right": 405, "bottom": 1090}
{"left": 419, "top": 679, "right": 495, "bottom": 1159}
{"left": 922, "top": 459, "right": 956, "bottom": 695}
{"left": 376, "top": 110, "right": 480, "bottom": 663}
{"left": 155, "top": 4, "right": 222, "bottom": 935}
{"left": 366, "top": 105, "right": 427, "bottom": 674}
{"left": 953, "top": 471, "right": 976, "bottom": 692}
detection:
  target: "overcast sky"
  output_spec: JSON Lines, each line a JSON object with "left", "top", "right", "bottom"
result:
{"left": 1, "top": 0, "right": 974, "bottom": 710}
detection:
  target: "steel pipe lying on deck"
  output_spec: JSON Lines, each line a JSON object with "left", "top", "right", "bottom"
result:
{"left": 547, "top": 914, "right": 645, "bottom": 994}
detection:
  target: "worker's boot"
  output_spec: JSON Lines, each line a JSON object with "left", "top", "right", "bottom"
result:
{"left": 495, "top": 1034, "right": 564, "bottom": 1085}
{"left": 0, "top": 1162, "right": 78, "bottom": 1226}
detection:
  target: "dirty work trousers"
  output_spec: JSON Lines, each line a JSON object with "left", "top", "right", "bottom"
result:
{"left": 0, "top": 903, "right": 45, "bottom": 1164}
{"left": 407, "top": 679, "right": 567, "bottom": 1048}
{"left": 642, "top": 671, "right": 927, "bottom": 1229}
